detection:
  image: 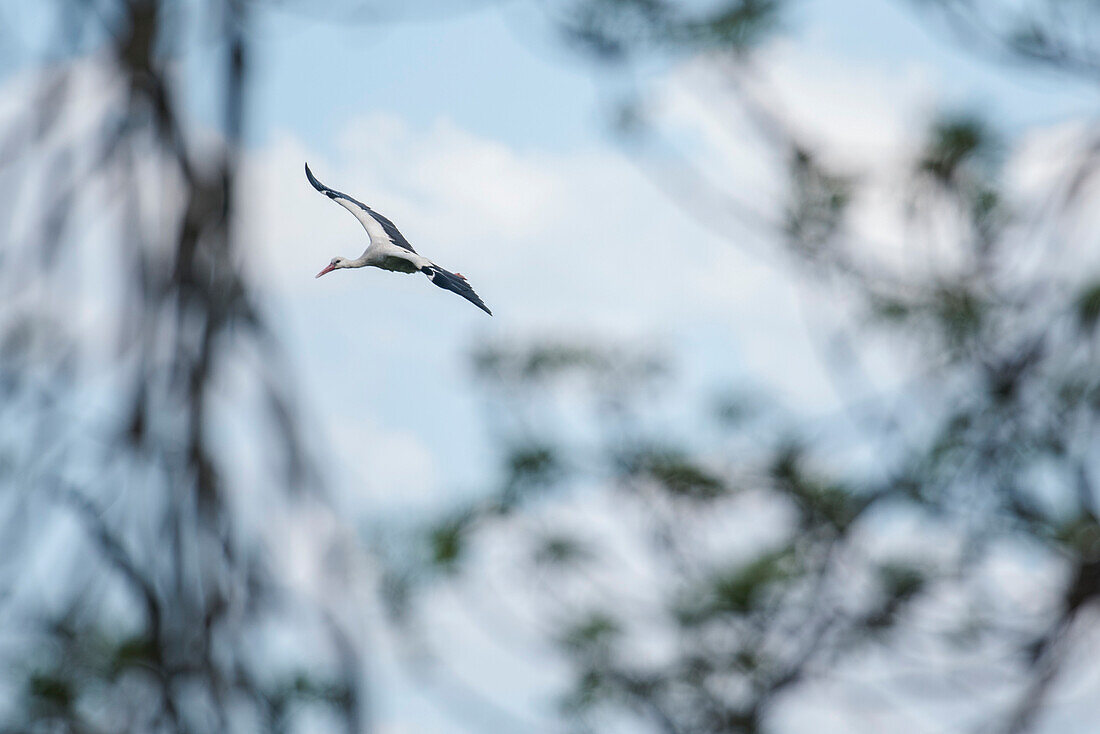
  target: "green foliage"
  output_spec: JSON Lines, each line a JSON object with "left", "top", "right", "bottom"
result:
{"left": 408, "top": 3, "right": 1100, "bottom": 733}
{"left": 710, "top": 390, "right": 759, "bottom": 427}
{"left": 534, "top": 533, "right": 591, "bottom": 568}
{"left": 878, "top": 562, "right": 926, "bottom": 602}
{"left": 1075, "top": 280, "right": 1100, "bottom": 332}
{"left": 473, "top": 341, "right": 664, "bottom": 388}
{"left": 560, "top": 0, "right": 782, "bottom": 61}
{"left": 380, "top": 566, "right": 414, "bottom": 624}
{"left": 864, "top": 562, "right": 927, "bottom": 631}
{"left": 919, "top": 115, "right": 995, "bottom": 185}
{"left": 560, "top": 611, "right": 621, "bottom": 657}
{"left": 969, "top": 185, "right": 1004, "bottom": 240}
{"left": 288, "top": 674, "right": 354, "bottom": 708}
{"left": 932, "top": 282, "right": 984, "bottom": 349}
{"left": 562, "top": 668, "right": 611, "bottom": 712}
{"left": 623, "top": 446, "right": 726, "bottom": 500}
{"left": 28, "top": 673, "right": 74, "bottom": 711}
{"left": 785, "top": 148, "right": 852, "bottom": 252}
{"left": 0, "top": 2, "right": 366, "bottom": 730}
{"left": 563, "top": 0, "right": 666, "bottom": 61}
{"left": 1011, "top": 21, "right": 1053, "bottom": 59}
{"left": 506, "top": 444, "right": 562, "bottom": 491}
{"left": 770, "top": 444, "right": 859, "bottom": 530}
{"left": 676, "top": 548, "right": 798, "bottom": 624}
{"left": 110, "top": 635, "right": 156, "bottom": 677}
{"left": 427, "top": 512, "right": 473, "bottom": 571}
{"left": 869, "top": 295, "right": 912, "bottom": 323}
{"left": 1055, "top": 515, "right": 1100, "bottom": 559}
{"left": 685, "top": 0, "right": 782, "bottom": 50}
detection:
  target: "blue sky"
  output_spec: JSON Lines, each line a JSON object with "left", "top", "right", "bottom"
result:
{"left": 220, "top": 7, "right": 1097, "bottom": 727}
{"left": 6, "top": 1, "right": 1100, "bottom": 731}
{"left": 218, "top": 0, "right": 1097, "bottom": 511}
{"left": 239, "top": 0, "right": 1097, "bottom": 154}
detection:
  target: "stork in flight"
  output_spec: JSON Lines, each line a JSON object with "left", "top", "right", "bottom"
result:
{"left": 305, "top": 163, "right": 492, "bottom": 315}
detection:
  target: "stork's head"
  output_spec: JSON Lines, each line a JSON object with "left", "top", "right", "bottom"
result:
{"left": 315, "top": 256, "right": 347, "bottom": 278}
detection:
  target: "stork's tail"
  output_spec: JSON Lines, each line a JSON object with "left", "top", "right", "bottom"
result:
{"left": 421, "top": 265, "right": 492, "bottom": 316}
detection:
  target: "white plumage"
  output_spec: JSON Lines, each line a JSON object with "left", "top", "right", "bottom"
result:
{"left": 306, "top": 163, "right": 492, "bottom": 316}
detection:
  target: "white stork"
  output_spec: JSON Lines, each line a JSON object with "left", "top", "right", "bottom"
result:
{"left": 305, "top": 163, "right": 492, "bottom": 316}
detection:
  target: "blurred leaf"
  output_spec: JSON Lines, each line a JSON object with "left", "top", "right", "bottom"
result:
{"left": 506, "top": 444, "right": 562, "bottom": 491}
{"left": 559, "top": 0, "right": 781, "bottom": 60}
{"left": 611, "top": 98, "right": 647, "bottom": 139}
{"left": 1075, "top": 280, "right": 1100, "bottom": 332}
{"left": 714, "top": 549, "right": 798, "bottom": 613}
{"left": 687, "top": 0, "right": 782, "bottom": 50}
{"left": 111, "top": 635, "right": 156, "bottom": 676}
{"left": 560, "top": 611, "right": 621, "bottom": 657}
{"left": 878, "top": 562, "right": 926, "bottom": 601}
{"left": 969, "top": 185, "right": 1004, "bottom": 242}
{"left": 786, "top": 148, "right": 852, "bottom": 252}
{"left": 919, "top": 115, "right": 994, "bottom": 185}
{"left": 380, "top": 567, "right": 414, "bottom": 624}
{"left": 288, "top": 674, "right": 354, "bottom": 708}
{"left": 769, "top": 441, "right": 804, "bottom": 484}
{"left": 677, "top": 548, "right": 798, "bottom": 624}
{"left": 1056, "top": 378, "right": 1091, "bottom": 410}
{"left": 28, "top": 673, "right": 74, "bottom": 711}
{"left": 1054, "top": 515, "right": 1100, "bottom": 560}
{"left": 733, "top": 647, "right": 762, "bottom": 673}
{"left": 473, "top": 341, "right": 664, "bottom": 388}
{"left": 865, "top": 562, "right": 927, "bottom": 631}
{"left": 678, "top": 653, "right": 713, "bottom": 683}
{"left": 1011, "top": 21, "right": 1051, "bottom": 58}
{"left": 623, "top": 446, "right": 726, "bottom": 500}
{"left": 711, "top": 390, "right": 759, "bottom": 427}
{"left": 869, "top": 295, "right": 912, "bottom": 322}
{"left": 0, "top": 1, "right": 371, "bottom": 731}
{"left": 522, "top": 344, "right": 607, "bottom": 380}
{"left": 533, "top": 534, "right": 591, "bottom": 568}
{"left": 770, "top": 444, "right": 858, "bottom": 529}
{"left": 984, "top": 339, "right": 1043, "bottom": 405}
{"left": 561, "top": 668, "right": 610, "bottom": 712}
{"left": 427, "top": 512, "right": 473, "bottom": 572}
{"left": 1063, "top": 556, "right": 1100, "bottom": 612}
{"left": 927, "top": 410, "right": 974, "bottom": 473}
{"left": 932, "top": 283, "right": 984, "bottom": 348}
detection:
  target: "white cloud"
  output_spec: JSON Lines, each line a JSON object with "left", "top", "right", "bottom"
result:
{"left": 326, "top": 413, "right": 441, "bottom": 513}
{"left": 11, "top": 34, "right": 1096, "bottom": 733}
{"left": 755, "top": 40, "right": 935, "bottom": 168}
{"left": 237, "top": 108, "right": 849, "bottom": 420}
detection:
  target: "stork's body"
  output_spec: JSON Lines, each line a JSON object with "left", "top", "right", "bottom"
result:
{"left": 330, "top": 244, "right": 429, "bottom": 274}
{"left": 305, "top": 163, "right": 492, "bottom": 315}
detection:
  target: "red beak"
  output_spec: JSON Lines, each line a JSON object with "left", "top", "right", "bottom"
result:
{"left": 315, "top": 263, "right": 337, "bottom": 279}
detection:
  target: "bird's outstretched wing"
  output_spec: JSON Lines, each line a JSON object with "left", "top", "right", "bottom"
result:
{"left": 422, "top": 265, "right": 492, "bottom": 316}
{"left": 305, "top": 163, "right": 416, "bottom": 253}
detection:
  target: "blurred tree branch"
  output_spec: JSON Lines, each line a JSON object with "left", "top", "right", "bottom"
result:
{"left": 0, "top": 1, "right": 365, "bottom": 732}
{"left": 390, "top": 2, "right": 1100, "bottom": 734}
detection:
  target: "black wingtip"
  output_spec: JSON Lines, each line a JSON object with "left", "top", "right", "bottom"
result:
{"left": 423, "top": 265, "right": 493, "bottom": 316}
{"left": 304, "top": 162, "right": 326, "bottom": 193}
